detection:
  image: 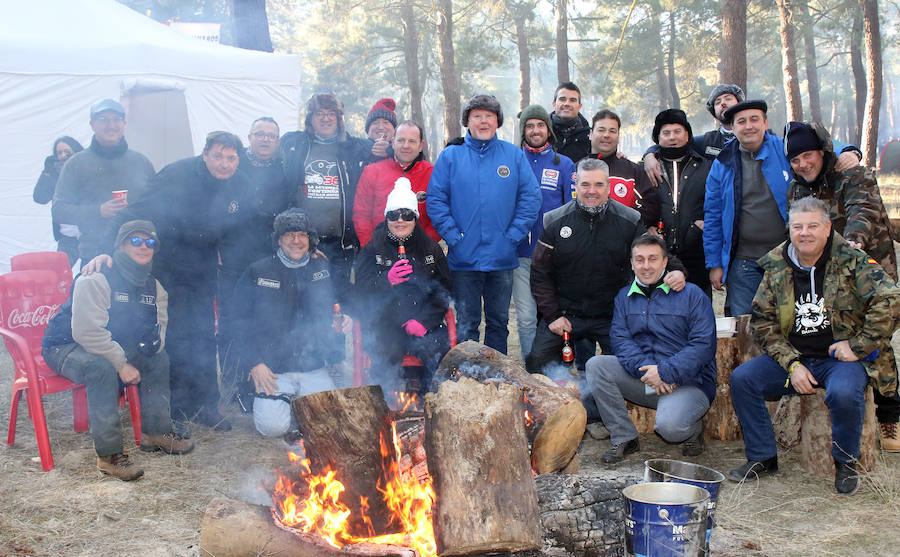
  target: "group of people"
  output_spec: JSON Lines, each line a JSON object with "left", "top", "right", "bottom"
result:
{"left": 31, "top": 82, "right": 900, "bottom": 494}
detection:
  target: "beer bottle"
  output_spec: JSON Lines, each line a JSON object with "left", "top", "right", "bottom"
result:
{"left": 332, "top": 303, "right": 343, "bottom": 333}
{"left": 398, "top": 244, "right": 407, "bottom": 261}
{"left": 656, "top": 219, "right": 665, "bottom": 236}
{"left": 561, "top": 331, "right": 574, "bottom": 363}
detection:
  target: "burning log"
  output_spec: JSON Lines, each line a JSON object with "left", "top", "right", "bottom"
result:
{"left": 292, "top": 385, "right": 398, "bottom": 537}
{"left": 424, "top": 377, "right": 542, "bottom": 555}
{"left": 434, "top": 341, "right": 586, "bottom": 474}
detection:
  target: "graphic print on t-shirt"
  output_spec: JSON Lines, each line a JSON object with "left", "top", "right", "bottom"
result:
{"left": 609, "top": 176, "right": 637, "bottom": 208}
{"left": 303, "top": 159, "right": 341, "bottom": 200}
{"left": 795, "top": 292, "right": 830, "bottom": 335}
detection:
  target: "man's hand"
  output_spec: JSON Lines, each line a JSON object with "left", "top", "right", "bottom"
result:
{"left": 789, "top": 362, "right": 818, "bottom": 394}
{"left": 847, "top": 240, "right": 863, "bottom": 250}
{"left": 640, "top": 364, "right": 664, "bottom": 390}
{"left": 250, "top": 363, "right": 279, "bottom": 396}
{"left": 835, "top": 151, "right": 861, "bottom": 171}
{"left": 643, "top": 153, "right": 663, "bottom": 187}
{"left": 310, "top": 248, "right": 327, "bottom": 260}
{"left": 337, "top": 314, "right": 353, "bottom": 335}
{"left": 548, "top": 316, "right": 572, "bottom": 336}
{"left": 664, "top": 270, "right": 686, "bottom": 292}
{"left": 371, "top": 138, "right": 390, "bottom": 158}
{"left": 100, "top": 198, "right": 127, "bottom": 218}
{"left": 828, "top": 340, "right": 859, "bottom": 362}
{"left": 693, "top": 219, "right": 704, "bottom": 231}
{"left": 81, "top": 254, "right": 113, "bottom": 275}
{"left": 709, "top": 267, "right": 724, "bottom": 290}
{"left": 118, "top": 363, "right": 141, "bottom": 384}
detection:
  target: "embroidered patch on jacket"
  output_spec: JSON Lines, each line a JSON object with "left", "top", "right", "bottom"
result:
{"left": 705, "top": 146, "right": 721, "bottom": 157}
{"left": 497, "top": 165, "right": 510, "bottom": 178}
{"left": 540, "top": 168, "right": 559, "bottom": 187}
{"left": 228, "top": 200, "right": 239, "bottom": 214}
{"left": 139, "top": 294, "right": 155, "bottom": 305}
{"left": 257, "top": 277, "right": 280, "bottom": 289}
{"left": 559, "top": 226, "right": 573, "bottom": 239}
{"left": 425, "top": 255, "right": 435, "bottom": 264}
{"left": 867, "top": 257, "right": 878, "bottom": 265}
{"left": 115, "top": 292, "right": 129, "bottom": 302}
{"left": 312, "top": 270, "right": 330, "bottom": 281}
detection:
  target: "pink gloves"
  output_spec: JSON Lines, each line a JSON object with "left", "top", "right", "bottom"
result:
{"left": 403, "top": 319, "right": 427, "bottom": 337}
{"left": 387, "top": 259, "right": 413, "bottom": 286}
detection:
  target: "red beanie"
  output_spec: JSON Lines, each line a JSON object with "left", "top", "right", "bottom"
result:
{"left": 365, "top": 98, "right": 398, "bottom": 133}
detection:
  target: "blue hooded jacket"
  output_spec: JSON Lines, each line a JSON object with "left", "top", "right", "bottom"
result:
{"left": 517, "top": 145, "right": 575, "bottom": 258}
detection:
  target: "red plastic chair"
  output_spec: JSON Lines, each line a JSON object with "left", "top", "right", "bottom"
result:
{"left": 353, "top": 308, "right": 458, "bottom": 387}
{"left": 11, "top": 251, "right": 73, "bottom": 297}
{"left": 0, "top": 270, "right": 141, "bottom": 471}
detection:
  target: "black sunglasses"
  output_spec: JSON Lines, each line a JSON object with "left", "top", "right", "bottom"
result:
{"left": 386, "top": 209, "right": 417, "bottom": 222}
{"left": 128, "top": 236, "right": 158, "bottom": 249}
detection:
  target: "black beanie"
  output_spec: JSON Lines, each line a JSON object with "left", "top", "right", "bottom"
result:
{"left": 652, "top": 109, "right": 693, "bottom": 144}
{"left": 461, "top": 94, "right": 504, "bottom": 128}
{"left": 784, "top": 121, "right": 822, "bottom": 160}
{"left": 273, "top": 209, "right": 319, "bottom": 249}
{"left": 722, "top": 99, "right": 768, "bottom": 125}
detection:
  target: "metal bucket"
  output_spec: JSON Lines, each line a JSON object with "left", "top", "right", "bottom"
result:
{"left": 644, "top": 459, "right": 725, "bottom": 552}
{"left": 623, "top": 482, "right": 709, "bottom": 557}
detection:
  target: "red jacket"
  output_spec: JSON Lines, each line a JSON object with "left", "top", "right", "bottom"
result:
{"left": 353, "top": 156, "right": 440, "bottom": 246}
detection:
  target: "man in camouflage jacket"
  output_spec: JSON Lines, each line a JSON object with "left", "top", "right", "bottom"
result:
{"left": 785, "top": 121, "right": 900, "bottom": 451}
{"left": 728, "top": 197, "right": 900, "bottom": 494}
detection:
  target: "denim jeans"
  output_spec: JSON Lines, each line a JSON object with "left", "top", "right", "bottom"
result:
{"left": 253, "top": 368, "right": 336, "bottom": 437}
{"left": 512, "top": 258, "right": 538, "bottom": 357}
{"left": 586, "top": 355, "right": 710, "bottom": 444}
{"left": 451, "top": 269, "right": 514, "bottom": 354}
{"left": 725, "top": 257, "right": 764, "bottom": 317}
{"left": 731, "top": 354, "right": 868, "bottom": 463}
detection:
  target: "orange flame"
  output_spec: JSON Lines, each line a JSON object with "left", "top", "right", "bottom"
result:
{"left": 523, "top": 392, "right": 544, "bottom": 429}
{"left": 389, "top": 391, "right": 422, "bottom": 413}
{"left": 274, "top": 421, "right": 436, "bottom": 556}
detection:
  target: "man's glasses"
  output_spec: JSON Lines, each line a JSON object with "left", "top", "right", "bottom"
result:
{"left": 128, "top": 236, "right": 157, "bottom": 249}
{"left": 94, "top": 116, "right": 124, "bottom": 124}
{"left": 386, "top": 209, "right": 417, "bottom": 222}
{"left": 314, "top": 110, "right": 338, "bottom": 120}
{"left": 251, "top": 131, "right": 279, "bottom": 141}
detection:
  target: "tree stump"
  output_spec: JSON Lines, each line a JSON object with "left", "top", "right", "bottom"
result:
{"left": 800, "top": 386, "right": 879, "bottom": 477}
{"left": 771, "top": 396, "right": 802, "bottom": 448}
{"left": 424, "top": 377, "right": 542, "bottom": 555}
{"left": 292, "top": 385, "right": 397, "bottom": 537}
{"left": 435, "top": 340, "right": 586, "bottom": 473}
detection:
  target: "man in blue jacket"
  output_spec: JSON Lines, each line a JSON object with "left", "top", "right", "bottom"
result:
{"left": 586, "top": 233, "right": 717, "bottom": 464}
{"left": 513, "top": 104, "right": 575, "bottom": 358}
{"left": 427, "top": 94, "right": 541, "bottom": 354}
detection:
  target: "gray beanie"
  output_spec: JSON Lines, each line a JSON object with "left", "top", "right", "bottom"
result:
{"left": 461, "top": 94, "right": 504, "bottom": 128}
{"left": 705, "top": 84, "right": 745, "bottom": 118}
{"left": 517, "top": 104, "right": 556, "bottom": 146}
{"left": 115, "top": 220, "right": 158, "bottom": 249}
{"left": 273, "top": 208, "right": 319, "bottom": 249}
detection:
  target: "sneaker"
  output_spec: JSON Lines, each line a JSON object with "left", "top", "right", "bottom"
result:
{"left": 681, "top": 430, "right": 705, "bottom": 457}
{"left": 727, "top": 456, "right": 778, "bottom": 482}
{"left": 834, "top": 460, "right": 859, "bottom": 495}
{"left": 601, "top": 438, "right": 639, "bottom": 464}
{"left": 97, "top": 453, "right": 144, "bottom": 481}
{"left": 140, "top": 432, "right": 195, "bottom": 455}
{"left": 880, "top": 421, "right": 900, "bottom": 453}
{"left": 283, "top": 428, "right": 303, "bottom": 446}
{"left": 195, "top": 410, "right": 232, "bottom": 432}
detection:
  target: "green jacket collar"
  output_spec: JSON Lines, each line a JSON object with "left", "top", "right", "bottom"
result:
{"left": 627, "top": 279, "right": 671, "bottom": 297}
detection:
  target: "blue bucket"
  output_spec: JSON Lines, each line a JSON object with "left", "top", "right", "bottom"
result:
{"left": 623, "top": 482, "right": 709, "bottom": 557}
{"left": 644, "top": 459, "right": 726, "bottom": 552}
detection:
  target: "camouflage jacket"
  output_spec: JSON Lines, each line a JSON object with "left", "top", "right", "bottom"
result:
{"left": 752, "top": 232, "right": 900, "bottom": 396}
{"left": 786, "top": 123, "right": 897, "bottom": 282}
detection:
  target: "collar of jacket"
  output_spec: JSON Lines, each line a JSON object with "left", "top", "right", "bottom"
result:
{"left": 464, "top": 132, "right": 498, "bottom": 152}
{"left": 551, "top": 112, "right": 591, "bottom": 135}
{"left": 627, "top": 279, "right": 671, "bottom": 297}
{"left": 393, "top": 150, "right": 425, "bottom": 171}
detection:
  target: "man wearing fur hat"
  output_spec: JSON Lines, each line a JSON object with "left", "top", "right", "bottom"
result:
{"left": 513, "top": 104, "right": 576, "bottom": 357}
{"left": 650, "top": 109, "right": 713, "bottom": 295}
{"left": 354, "top": 121, "right": 440, "bottom": 247}
{"left": 232, "top": 209, "right": 351, "bottom": 439}
{"left": 42, "top": 220, "right": 193, "bottom": 481}
{"left": 355, "top": 180, "right": 452, "bottom": 394}
{"left": 365, "top": 98, "right": 398, "bottom": 162}
{"left": 282, "top": 92, "right": 371, "bottom": 296}
{"left": 427, "top": 94, "right": 541, "bottom": 354}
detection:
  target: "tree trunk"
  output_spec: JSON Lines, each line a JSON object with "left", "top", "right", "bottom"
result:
{"left": 556, "top": 0, "right": 570, "bottom": 84}
{"left": 291, "top": 386, "right": 397, "bottom": 537}
{"left": 650, "top": 3, "right": 668, "bottom": 110}
{"left": 666, "top": 10, "right": 680, "bottom": 109}
{"left": 777, "top": 0, "right": 803, "bottom": 121}
{"left": 400, "top": 4, "right": 425, "bottom": 129}
{"left": 860, "top": 0, "right": 883, "bottom": 167}
{"left": 797, "top": 0, "right": 821, "bottom": 122}
{"left": 513, "top": 11, "right": 531, "bottom": 110}
{"left": 720, "top": 0, "right": 747, "bottom": 92}
{"left": 424, "top": 377, "right": 542, "bottom": 555}
{"left": 437, "top": 0, "right": 461, "bottom": 142}
{"left": 230, "top": 0, "right": 273, "bottom": 52}
{"left": 800, "top": 387, "right": 878, "bottom": 477}
{"left": 850, "top": 11, "right": 866, "bottom": 145}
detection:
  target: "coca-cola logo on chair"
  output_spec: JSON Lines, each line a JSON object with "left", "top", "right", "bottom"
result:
{"left": 6, "top": 305, "right": 60, "bottom": 329}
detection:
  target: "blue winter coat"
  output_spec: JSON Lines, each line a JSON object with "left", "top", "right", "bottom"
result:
{"left": 517, "top": 146, "right": 576, "bottom": 258}
{"left": 427, "top": 133, "right": 541, "bottom": 271}
{"left": 611, "top": 280, "right": 718, "bottom": 402}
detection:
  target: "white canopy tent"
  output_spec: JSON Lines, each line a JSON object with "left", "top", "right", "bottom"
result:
{"left": 0, "top": 0, "right": 302, "bottom": 271}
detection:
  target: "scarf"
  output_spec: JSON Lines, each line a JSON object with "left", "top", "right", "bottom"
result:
{"left": 277, "top": 247, "right": 310, "bottom": 268}
{"left": 523, "top": 142, "right": 550, "bottom": 154}
{"left": 313, "top": 133, "right": 340, "bottom": 144}
{"left": 90, "top": 136, "right": 128, "bottom": 159}
{"left": 245, "top": 148, "right": 276, "bottom": 167}
{"left": 386, "top": 226, "right": 415, "bottom": 245}
{"left": 577, "top": 198, "right": 610, "bottom": 217}
{"left": 113, "top": 250, "right": 151, "bottom": 287}
{"left": 660, "top": 144, "right": 689, "bottom": 161}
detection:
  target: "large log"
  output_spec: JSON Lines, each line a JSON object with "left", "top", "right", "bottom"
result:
{"left": 435, "top": 341, "right": 587, "bottom": 473}
{"left": 425, "top": 377, "right": 542, "bottom": 555}
{"left": 292, "top": 385, "right": 397, "bottom": 537}
{"left": 800, "top": 386, "right": 878, "bottom": 477}
{"left": 199, "top": 497, "right": 415, "bottom": 557}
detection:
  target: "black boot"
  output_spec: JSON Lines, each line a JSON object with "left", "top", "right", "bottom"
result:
{"left": 834, "top": 460, "right": 859, "bottom": 495}
{"left": 727, "top": 456, "right": 778, "bottom": 482}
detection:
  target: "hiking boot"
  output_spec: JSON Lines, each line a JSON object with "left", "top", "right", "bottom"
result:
{"left": 585, "top": 422, "right": 611, "bottom": 441}
{"left": 681, "top": 430, "right": 705, "bottom": 457}
{"left": 140, "top": 432, "right": 195, "bottom": 455}
{"left": 727, "top": 456, "right": 778, "bottom": 482}
{"left": 283, "top": 428, "right": 303, "bottom": 447}
{"left": 97, "top": 453, "right": 144, "bottom": 481}
{"left": 880, "top": 421, "right": 900, "bottom": 453}
{"left": 601, "top": 438, "right": 639, "bottom": 464}
{"left": 172, "top": 420, "right": 192, "bottom": 439}
{"left": 195, "top": 410, "right": 232, "bottom": 432}
{"left": 834, "top": 460, "right": 859, "bottom": 495}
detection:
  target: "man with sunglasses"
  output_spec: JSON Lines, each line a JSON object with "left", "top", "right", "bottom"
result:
{"left": 53, "top": 98, "right": 155, "bottom": 263}
{"left": 42, "top": 221, "right": 194, "bottom": 481}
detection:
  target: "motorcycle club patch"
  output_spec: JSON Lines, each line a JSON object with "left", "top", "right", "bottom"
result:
{"left": 560, "top": 226, "right": 573, "bottom": 239}
{"left": 139, "top": 294, "right": 155, "bottom": 305}
{"left": 540, "top": 168, "right": 559, "bottom": 187}
{"left": 497, "top": 165, "right": 510, "bottom": 178}
{"left": 425, "top": 254, "right": 435, "bottom": 264}
{"left": 257, "top": 277, "right": 280, "bottom": 289}
{"left": 312, "top": 270, "right": 330, "bottom": 281}
{"left": 115, "top": 292, "right": 129, "bottom": 302}
{"left": 228, "top": 200, "right": 240, "bottom": 214}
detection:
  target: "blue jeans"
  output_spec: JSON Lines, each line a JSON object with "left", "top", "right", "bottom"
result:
{"left": 452, "top": 270, "right": 514, "bottom": 354}
{"left": 725, "top": 257, "right": 764, "bottom": 317}
{"left": 254, "top": 368, "right": 336, "bottom": 437}
{"left": 512, "top": 258, "right": 537, "bottom": 357}
{"left": 731, "top": 355, "right": 868, "bottom": 463}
